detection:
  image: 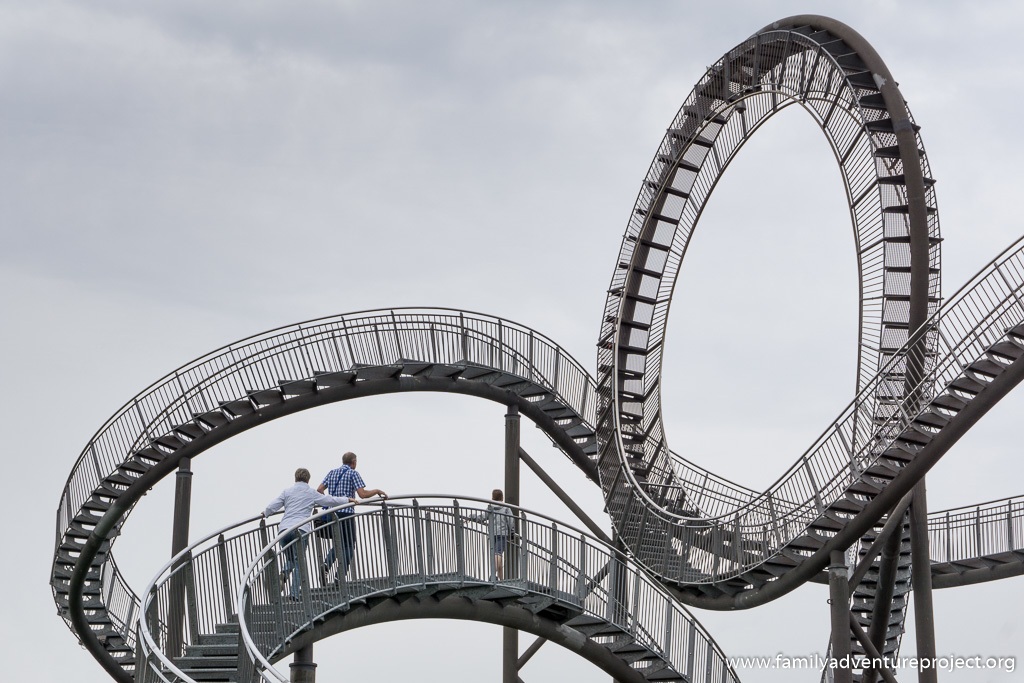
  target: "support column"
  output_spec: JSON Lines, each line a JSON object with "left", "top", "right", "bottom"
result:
{"left": 910, "top": 480, "right": 938, "bottom": 683}
{"left": 828, "top": 550, "right": 852, "bottom": 683}
{"left": 503, "top": 405, "right": 520, "bottom": 683}
{"left": 167, "top": 457, "right": 193, "bottom": 659}
{"left": 290, "top": 643, "right": 316, "bottom": 683}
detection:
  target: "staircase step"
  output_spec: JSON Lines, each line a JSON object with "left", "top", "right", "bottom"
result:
{"left": 393, "top": 360, "right": 433, "bottom": 376}
{"left": 279, "top": 379, "right": 316, "bottom": 395}
{"left": 352, "top": 364, "right": 403, "bottom": 380}
{"left": 966, "top": 358, "right": 1004, "bottom": 379}
{"left": 194, "top": 410, "right": 230, "bottom": 429}
{"left": 173, "top": 422, "right": 207, "bottom": 440}
{"left": 913, "top": 410, "right": 949, "bottom": 429}
{"left": 249, "top": 388, "right": 283, "bottom": 406}
{"left": 424, "top": 363, "right": 465, "bottom": 379}
{"left": 931, "top": 393, "right": 967, "bottom": 412}
{"left": 154, "top": 434, "right": 187, "bottom": 450}
{"left": 313, "top": 370, "right": 356, "bottom": 387}
{"left": 988, "top": 341, "right": 1024, "bottom": 361}
{"left": 1008, "top": 322, "right": 1024, "bottom": 341}
{"left": 220, "top": 399, "right": 255, "bottom": 417}
{"left": 874, "top": 145, "right": 924, "bottom": 159}
{"left": 950, "top": 376, "right": 985, "bottom": 395}
{"left": 460, "top": 365, "right": 500, "bottom": 381}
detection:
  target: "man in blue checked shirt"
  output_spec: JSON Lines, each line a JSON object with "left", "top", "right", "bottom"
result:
{"left": 317, "top": 451, "right": 387, "bottom": 581}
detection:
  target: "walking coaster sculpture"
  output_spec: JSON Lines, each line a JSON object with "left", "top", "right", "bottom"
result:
{"left": 52, "top": 15, "right": 1024, "bottom": 683}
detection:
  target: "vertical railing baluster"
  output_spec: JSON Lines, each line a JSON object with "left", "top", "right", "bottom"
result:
{"left": 519, "top": 513, "right": 530, "bottom": 581}
{"left": 459, "top": 312, "right": 469, "bottom": 361}
{"left": 217, "top": 535, "right": 233, "bottom": 618}
{"left": 945, "top": 511, "right": 952, "bottom": 562}
{"left": 259, "top": 520, "right": 285, "bottom": 637}
{"left": 1008, "top": 500, "right": 1015, "bottom": 552}
{"left": 454, "top": 501, "right": 466, "bottom": 583}
{"left": 390, "top": 311, "right": 404, "bottom": 359}
{"left": 767, "top": 495, "right": 782, "bottom": 548}
{"left": 575, "top": 534, "right": 587, "bottom": 602}
{"left": 711, "top": 525, "right": 722, "bottom": 578}
{"left": 488, "top": 510, "right": 497, "bottom": 581}
{"left": 413, "top": 500, "right": 425, "bottom": 586}
{"left": 425, "top": 511, "right": 436, "bottom": 578}
{"left": 548, "top": 523, "right": 559, "bottom": 593}
{"left": 235, "top": 589, "right": 253, "bottom": 683}
{"left": 630, "top": 561, "right": 641, "bottom": 635}
{"left": 382, "top": 503, "right": 398, "bottom": 587}
{"left": 528, "top": 329, "right": 535, "bottom": 379}
{"left": 663, "top": 600, "right": 673, "bottom": 658}
{"left": 606, "top": 556, "right": 619, "bottom": 626}
{"left": 145, "top": 586, "right": 159, "bottom": 660}
{"left": 685, "top": 619, "right": 696, "bottom": 679}
{"left": 297, "top": 534, "right": 313, "bottom": 617}
{"left": 184, "top": 558, "right": 201, "bottom": 644}
{"left": 497, "top": 319, "right": 505, "bottom": 372}
{"left": 975, "top": 506, "right": 983, "bottom": 556}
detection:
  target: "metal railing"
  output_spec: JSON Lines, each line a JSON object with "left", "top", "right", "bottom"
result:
{"left": 55, "top": 308, "right": 596, "bottom": 657}
{"left": 135, "top": 510, "right": 286, "bottom": 683}
{"left": 233, "top": 497, "right": 739, "bottom": 683}
{"left": 928, "top": 495, "right": 1024, "bottom": 565}
{"left": 601, "top": 235, "right": 1024, "bottom": 582}
{"left": 596, "top": 22, "right": 942, "bottom": 523}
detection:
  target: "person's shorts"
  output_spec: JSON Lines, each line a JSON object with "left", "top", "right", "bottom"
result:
{"left": 492, "top": 535, "right": 508, "bottom": 554}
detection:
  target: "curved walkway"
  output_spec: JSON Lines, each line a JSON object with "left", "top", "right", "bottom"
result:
{"left": 136, "top": 498, "right": 739, "bottom": 683}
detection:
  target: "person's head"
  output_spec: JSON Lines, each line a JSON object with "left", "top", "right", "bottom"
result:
{"left": 295, "top": 468, "right": 311, "bottom": 483}
{"left": 342, "top": 451, "right": 358, "bottom": 469}
{"left": 492, "top": 489, "right": 503, "bottom": 502}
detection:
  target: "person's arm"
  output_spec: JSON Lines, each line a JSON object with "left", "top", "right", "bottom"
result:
{"left": 264, "top": 491, "right": 285, "bottom": 517}
{"left": 315, "top": 492, "right": 351, "bottom": 508}
{"left": 355, "top": 486, "right": 387, "bottom": 499}
{"left": 316, "top": 483, "right": 327, "bottom": 494}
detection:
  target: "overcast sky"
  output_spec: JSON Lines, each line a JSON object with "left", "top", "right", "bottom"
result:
{"left": 5, "top": 1, "right": 1024, "bottom": 681}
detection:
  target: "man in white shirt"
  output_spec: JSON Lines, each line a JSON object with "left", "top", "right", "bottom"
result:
{"left": 264, "top": 467, "right": 351, "bottom": 600}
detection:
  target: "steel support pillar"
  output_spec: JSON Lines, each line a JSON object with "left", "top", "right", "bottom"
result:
{"left": 910, "top": 480, "right": 938, "bottom": 683}
{"left": 829, "top": 550, "right": 853, "bottom": 683}
{"left": 503, "top": 405, "right": 520, "bottom": 683}
{"left": 167, "top": 457, "right": 193, "bottom": 660}
{"left": 290, "top": 643, "right": 316, "bottom": 683}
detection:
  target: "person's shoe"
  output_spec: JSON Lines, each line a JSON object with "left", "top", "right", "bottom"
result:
{"left": 319, "top": 564, "right": 329, "bottom": 585}
{"left": 288, "top": 595, "right": 300, "bottom": 602}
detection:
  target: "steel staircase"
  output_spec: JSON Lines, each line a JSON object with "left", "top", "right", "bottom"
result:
{"left": 52, "top": 310, "right": 600, "bottom": 676}
{"left": 171, "top": 621, "right": 242, "bottom": 682}
{"left": 136, "top": 499, "right": 739, "bottom": 683}
{"left": 50, "top": 16, "right": 1024, "bottom": 683}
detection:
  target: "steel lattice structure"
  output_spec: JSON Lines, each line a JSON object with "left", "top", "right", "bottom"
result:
{"left": 52, "top": 15, "right": 1024, "bottom": 683}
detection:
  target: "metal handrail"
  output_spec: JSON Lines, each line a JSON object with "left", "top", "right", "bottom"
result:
{"left": 57, "top": 307, "right": 593, "bottom": 540}
{"left": 928, "top": 495, "right": 1024, "bottom": 565}
{"left": 135, "top": 500, "right": 361, "bottom": 683}
{"left": 53, "top": 307, "right": 596, "bottom": 659}
{"left": 233, "top": 495, "right": 739, "bottom": 683}
{"left": 597, "top": 23, "right": 941, "bottom": 522}
{"left": 135, "top": 511, "right": 274, "bottom": 683}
